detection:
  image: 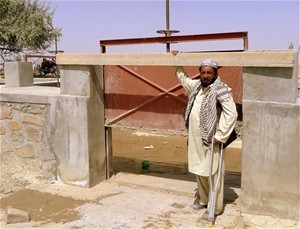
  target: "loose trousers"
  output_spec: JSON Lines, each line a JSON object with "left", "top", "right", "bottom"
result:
{"left": 195, "top": 163, "right": 224, "bottom": 215}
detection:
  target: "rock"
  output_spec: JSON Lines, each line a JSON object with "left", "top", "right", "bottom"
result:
{"left": 10, "top": 131, "right": 25, "bottom": 143}
{"left": 25, "top": 126, "right": 43, "bottom": 142}
{"left": 7, "top": 121, "right": 22, "bottom": 131}
{"left": 3, "top": 187, "right": 13, "bottom": 195}
{"left": 0, "top": 105, "right": 13, "bottom": 120}
{"left": 0, "top": 124, "right": 6, "bottom": 135}
{"left": 4, "top": 207, "right": 30, "bottom": 224}
{"left": 16, "top": 143, "right": 35, "bottom": 158}
{"left": 144, "top": 145, "right": 154, "bottom": 150}
{"left": 20, "top": 114, "right": 44, "bottom": 126}
{"left": 1, "top": 140, "right": 15, "bottom": 152}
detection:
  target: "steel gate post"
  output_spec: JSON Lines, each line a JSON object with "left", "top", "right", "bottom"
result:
{"left": 105, "top": 126, "right": 113, "bottom": 179}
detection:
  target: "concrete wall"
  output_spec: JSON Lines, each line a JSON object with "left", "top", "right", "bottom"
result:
{"left": 241, "top": 56, "right": 299, "bottom": 220}
{"left": 1, "top": 62, "right": 106, "bottom": 190}
{"left": 241, "top": 101, "right": 299, "bottom": 219}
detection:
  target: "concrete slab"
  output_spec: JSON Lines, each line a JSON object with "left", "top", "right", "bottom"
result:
{"left": 0, "top": 172, "right": 298, "bottom": 228}
{"left": 0, "top": 85, "right": 60, "bottom": 104}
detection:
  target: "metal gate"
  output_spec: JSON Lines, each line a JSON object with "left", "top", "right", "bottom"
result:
{"left": 102, "top": 32, "right": 246, "bottom": 178}
{"left": 104, "top": 65, "right": 242, "bottom": 131}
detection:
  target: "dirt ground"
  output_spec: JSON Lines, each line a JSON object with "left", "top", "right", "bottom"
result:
{"left": 0, "top": 128, "right": 242, "bottom": 226}
{"left": 112, "top": 128, "right": 242, "bottom": 175}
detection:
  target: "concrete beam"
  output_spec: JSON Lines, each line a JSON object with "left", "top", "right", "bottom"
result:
{"left": 56, "top": 50, "right": 295, "bottom": 67}
{"left": 243, "top": 51, "right": 298, "bottom": 103}
{"left": 243, "top": 67, "right": 297, "bottom": 103}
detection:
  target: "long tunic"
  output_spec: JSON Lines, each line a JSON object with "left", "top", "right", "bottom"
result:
{"left": 176, "top": 67, "right": 238, "bottom": 176}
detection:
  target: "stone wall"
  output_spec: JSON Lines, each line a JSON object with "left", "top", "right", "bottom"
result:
{"left": 0, "top": 102, "right": 56, "bottom": 193}
{"left": 1, "top": 62, "right": 106, "bottom": 190}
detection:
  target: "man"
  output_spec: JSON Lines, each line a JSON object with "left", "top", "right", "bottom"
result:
{"left": 173, "top": 55, "right": 238, "bottom": 219}
{"left": 41, "top": 58, "right": 57, "bottom": 75}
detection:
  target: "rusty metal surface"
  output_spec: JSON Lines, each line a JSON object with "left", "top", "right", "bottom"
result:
{"left": 104, "top": 65, "right": 242, "bottom": 130}
{"left": 105, "top": 65, "right": 187, "bottom": 130}
{"left": 100, "top": 31, "right": 248, "bottom": 53}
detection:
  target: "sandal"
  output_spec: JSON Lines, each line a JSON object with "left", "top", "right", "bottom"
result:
{"left": 192, "top": 202, "right": 207, "bottom": 210}
{"left": 202, "top": 210, "right": 217, "bottom": 220}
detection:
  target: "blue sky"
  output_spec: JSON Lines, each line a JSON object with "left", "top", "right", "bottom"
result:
{"left": 48, "top": 0, "right": 300, "bottom": 53}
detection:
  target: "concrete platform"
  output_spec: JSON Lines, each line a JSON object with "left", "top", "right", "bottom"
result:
{"left": 0, "top": 172, "right": 299, "bottom": 228}
{"left": 0, "top": 77, "right": 59, "bottom": 87}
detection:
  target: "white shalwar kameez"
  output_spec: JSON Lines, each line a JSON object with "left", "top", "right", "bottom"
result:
{"left": 175, "top": 67, "right": 237, "bottom": 214}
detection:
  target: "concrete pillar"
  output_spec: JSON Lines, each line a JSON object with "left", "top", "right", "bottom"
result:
{"left": 241, "top": 101, "right": 299, "bottom": 220}
{"left": 4, "top": 62, "right": 33, "bottom": 87}
{"left": 241, "top": 56, "right": 299, "bottom": 220}
{"left": 54, "top": 65, "right": 106, "bottom": 187}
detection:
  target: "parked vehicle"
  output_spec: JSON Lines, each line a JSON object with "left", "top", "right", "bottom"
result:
{"left": 39, "top": 58, "right": 60, "bottom": 77}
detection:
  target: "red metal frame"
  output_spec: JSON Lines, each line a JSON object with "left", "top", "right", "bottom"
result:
{"left": 100, "top": 31, "right": 248, "bottom": 53}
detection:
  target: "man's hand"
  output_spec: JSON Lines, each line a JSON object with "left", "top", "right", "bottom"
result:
{"left": 213, "top": 138, "right": 222, "bottom": 145}
{"left": 171, "top": 50, "right": 180, "bottom": 56}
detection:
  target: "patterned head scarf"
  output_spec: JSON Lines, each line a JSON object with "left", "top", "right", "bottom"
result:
{"left": 184, "top": 77, "right": 231, "bottom": 146}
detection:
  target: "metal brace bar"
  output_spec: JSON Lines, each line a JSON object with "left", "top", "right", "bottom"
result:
{"left": 105, "top": 66, "right": 200, "bottom": 126}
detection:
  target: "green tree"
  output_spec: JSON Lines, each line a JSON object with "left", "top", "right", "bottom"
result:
{"left": 0, "top": 0, "right": 61, "bottom": 63}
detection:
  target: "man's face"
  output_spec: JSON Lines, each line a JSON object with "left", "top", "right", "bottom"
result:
{"left": 199, "top": 66, "right": 216, "bottom": 87}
